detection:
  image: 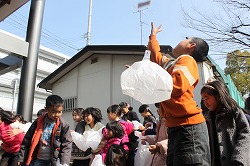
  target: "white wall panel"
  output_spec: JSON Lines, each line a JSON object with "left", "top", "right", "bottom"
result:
{"left": 77, "top": 54, "right": 112, "bottom": 123}
{"left": 52, "top": 67, "right": 78, "bottom": 98}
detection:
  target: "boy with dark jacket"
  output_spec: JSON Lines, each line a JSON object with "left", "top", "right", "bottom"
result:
{"left": 18, "top": 95, "right": 72, "bottom": 166}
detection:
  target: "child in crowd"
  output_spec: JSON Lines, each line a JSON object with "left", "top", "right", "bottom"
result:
{"left": 14, "top": 114, "right": 27, "bottom": 124}
{"left": 148, "top": 103, "right": 168, "bottom": 166}
{"left": 119, "top": 102, "right": 140, "bottom": 158}
{"left": 119, "top": 102, "right": 140, "bottom": 122}
{"left": 37, "top": 108, "right": 47, "bottom": 117}
{"left": 9, "top": 114, "right": 31, "bottom": 134}
{"left": 76, "top": 107, "right": 104, "bottom": 165}
{"left": 138, "top": 104, "right": 156, "bottom": 135}
{"left": 71, "top": 108, "right": 88, "bottom": 166}
{"left": 72, "top": 108, "right": 85, "bottom": 135}
{"left": 100, "top": 121, "right": 125, "bottom": 164}
{"left": 18, "top": 95, "right": 72, "bottom": 166}
{"left": 106, "top": 105, "right": 134, "bottom": 151}
{"left": 107, "top": 104, "right": 138, "bottom": 166}
{"left": 149, "top": 22, "right": 210, "bottom": 165}
{"left": 82, "top": 107, "right": 104, "bottom": 135}
{"left": 0, "top": 108, "right": 25, "bottom": 166}
{"left": 201, "top": 80, "right": 250, "bottom": 165}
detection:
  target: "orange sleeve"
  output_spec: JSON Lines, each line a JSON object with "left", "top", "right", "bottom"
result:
{"left": 171, "top": 56, "right": 199, "bottom": 96}
{"left": 148, "top": 35, "right": 169, "bottom": 67}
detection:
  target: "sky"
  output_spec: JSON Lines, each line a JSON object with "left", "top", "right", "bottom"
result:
{"left": 0, "top": 0, "right": 226, "bottom": 68}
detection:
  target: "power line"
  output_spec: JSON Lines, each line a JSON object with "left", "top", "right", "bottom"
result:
{"left": 2, "top": 12, "right": 82, "bottom": 55}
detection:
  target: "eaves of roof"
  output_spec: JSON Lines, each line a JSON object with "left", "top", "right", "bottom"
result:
{"left": 0, "top": 0, "right": 29, "bottom": 22}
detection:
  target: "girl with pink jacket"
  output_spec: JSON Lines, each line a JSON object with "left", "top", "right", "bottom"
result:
{"left": 106, "top": 104, "right": 134, "bottom": 151}
{"left": 100, "top": 121, "right": 124, "bottom": 162}
{"left": 0, "top": 108, "right": 25, "bottom": 166}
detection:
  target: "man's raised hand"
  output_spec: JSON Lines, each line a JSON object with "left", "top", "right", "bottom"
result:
{"left": 151, "top": 22, "right": 162, "bottom": 35}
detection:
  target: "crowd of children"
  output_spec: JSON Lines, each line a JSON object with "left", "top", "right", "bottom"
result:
{"left": 0, "top": 88, "right": 250, "bottom": 166}
{"left": 0, "top": 21, "right": 250, "bottom": 166}
{"left": 0, "top": 96, "right": 162, "bottom": 166}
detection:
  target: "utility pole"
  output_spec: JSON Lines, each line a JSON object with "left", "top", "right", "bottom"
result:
{"left": 86, "top": 0, "right": 92, "bottom": 45}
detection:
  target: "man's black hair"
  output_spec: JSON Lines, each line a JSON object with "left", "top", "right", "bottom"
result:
{"left": 190, "top": 37, "right": 209, "bottom": 63}
{"left": 46, "top": 95, "right": 64, "bottom": 108}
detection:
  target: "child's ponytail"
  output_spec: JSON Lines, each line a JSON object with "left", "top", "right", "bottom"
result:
{"left": 0, "top": 109, "right": 15, "bottom": 124}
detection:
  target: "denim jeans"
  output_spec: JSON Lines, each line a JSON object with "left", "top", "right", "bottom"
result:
{"left": 29, "top": 159, "right": 52, "bottom": 166}
{"left": 167, "top": 122, "right": 211, "bottom": 166}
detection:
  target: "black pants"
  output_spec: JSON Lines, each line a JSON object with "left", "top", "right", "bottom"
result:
{"left": 167, "top": 122, "right": 211, "bottom": 166}
{"left": 72, "top": 159, "right": 90, "bottom": 166}
{"left": 0, "top": 152, "right": 19, "bottom": 166}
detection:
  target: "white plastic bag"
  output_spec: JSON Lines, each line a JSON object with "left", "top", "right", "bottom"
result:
{"left": 134, "top": 142, "right": 153, "bottom": 166}
{"left": 71, "top": 127, "right": 104, "bottom": 151}
{"left": 121, "top": 50, "right": 173, "bottom": 104}
{"left": 56, "top": 159, "right": 69, "bottom": 166}
{"left": 10, "top": 121, "right": 32, "bottom": 133}
{"left": 90, "top": 154, "right": 105, "bottom": 166}
{"left": 134, "top": 130, "right": 146, "bottom": 140}
{"left": 131, "top": 120, "right": 144, "bottom": 130}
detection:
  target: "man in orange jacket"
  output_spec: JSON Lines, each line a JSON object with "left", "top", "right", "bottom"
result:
{"left": 148, "top": 22, "right": 211, "bottom": 166}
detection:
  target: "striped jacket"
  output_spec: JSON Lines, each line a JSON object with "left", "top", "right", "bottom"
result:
{"left": 148, "top": 35, "right": 205, "bottom": 127}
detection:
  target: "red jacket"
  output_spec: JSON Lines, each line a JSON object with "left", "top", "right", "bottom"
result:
{"left": 119, "top": 120, "right": 134, "bottom": 150}
{"left": 0, "top": 121, "right": 25, "bottom": 153}
{"left": 100, "top": 137, "right": 122, "bottom": 162}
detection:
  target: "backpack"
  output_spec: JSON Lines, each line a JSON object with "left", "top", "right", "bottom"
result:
{"left": 105, "top": 142, "right": 137, "bottom": 166}
{"left": 105, "top": 144, "right": 128, "bottom": 166}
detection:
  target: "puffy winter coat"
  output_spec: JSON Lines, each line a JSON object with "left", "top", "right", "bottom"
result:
{"left": 0, "top": 121, "right": 25, "bottom": 153}
{"left": 18, "top": 114, "right": 72, "bottom": 166}
{"left": 206, "top": 107, "right": 250, "bottom": 166}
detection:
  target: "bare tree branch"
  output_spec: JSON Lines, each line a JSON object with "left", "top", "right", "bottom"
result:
{"left": 182, "top": 0, "right": 250, "bottom": 53}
